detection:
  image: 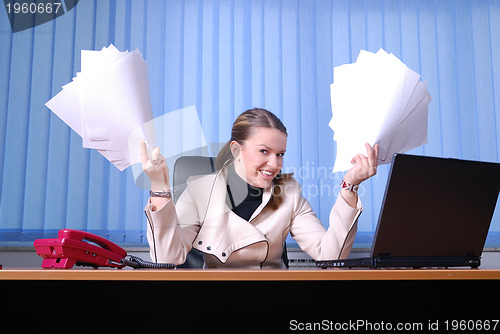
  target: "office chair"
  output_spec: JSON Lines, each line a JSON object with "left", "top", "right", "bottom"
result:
{"left": 172, "top": 156, "right": 289, "bottom": 268}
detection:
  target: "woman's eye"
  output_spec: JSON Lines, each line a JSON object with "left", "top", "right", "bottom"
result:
{"left": 277, "top": 153, "right": 285, "bottom": 157}
{"left": 260, "top": 149, "right": 268, "bottom": 155}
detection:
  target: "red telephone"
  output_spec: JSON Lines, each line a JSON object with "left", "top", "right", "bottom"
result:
{"left": 34, "top": 229, "right": 127, "bottom": 269}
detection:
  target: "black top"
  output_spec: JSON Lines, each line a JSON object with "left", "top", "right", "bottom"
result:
{"left": 226, "top": 165, "right": 263, "bottom": 221}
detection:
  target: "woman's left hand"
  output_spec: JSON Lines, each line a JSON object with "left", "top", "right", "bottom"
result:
{"left": 343, "top": 143, "right": 379, "bottom": 186}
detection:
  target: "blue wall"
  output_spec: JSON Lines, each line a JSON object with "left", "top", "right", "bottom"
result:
{"left": 0, "top": 0, "right": 499, "bottom": 246}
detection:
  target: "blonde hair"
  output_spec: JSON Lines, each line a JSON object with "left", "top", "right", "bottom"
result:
{"left": 216, "top": 108, "right": 292, "bottom": 210}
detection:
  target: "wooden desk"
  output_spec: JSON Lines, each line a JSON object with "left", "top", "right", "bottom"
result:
{"left": 1, "top": 268, "right": 499, "bottom": 280}
{"left": 3, "top": 268, "right": 499, "bottom": 326}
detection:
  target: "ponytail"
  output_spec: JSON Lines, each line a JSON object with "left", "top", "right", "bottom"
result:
{"left": 215, "top": 140, "right": 233, "bottom": 171}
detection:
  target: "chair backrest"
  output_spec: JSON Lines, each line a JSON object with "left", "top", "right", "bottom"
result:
{"left": 172, "top": 156, "right": 216, "bottom": 268}
{"left": 172, "top": 156, "right": 216, "bottom": 203}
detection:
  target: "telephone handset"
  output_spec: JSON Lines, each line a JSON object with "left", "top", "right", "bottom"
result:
{"left": 34, "top": 229, "right": 175, "bottom": 269}
{"left": 34, "top": 229, "right": 128, "bottom": 269}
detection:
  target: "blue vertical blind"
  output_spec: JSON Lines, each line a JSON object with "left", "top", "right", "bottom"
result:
{"left": 0, "top": 0, "right": 499, "bottom": 246}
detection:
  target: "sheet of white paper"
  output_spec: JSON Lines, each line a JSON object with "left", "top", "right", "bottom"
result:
{"left": 381, "top": 94, "right": 430, "bottom": 164}
{"left": 45, "top": 80, "right": 84, "bottom": 137}
{"left": 331, "top": 55, "right": 406, "bottom": 162}
{"left": 81, "top": 44, "right": 127, "bottom": 73}
{"left": 78, "top": 50, "right": 153, "bottom": 160}
{"left": 45, "top": 44, "right": 155, "bottom": 171}
{"left": 329, "top": 49, "right": 431, "bottom": 172}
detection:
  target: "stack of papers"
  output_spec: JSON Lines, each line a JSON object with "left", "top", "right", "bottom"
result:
{"left": 329, "top": 49, "right": 431, "bottom": 172}
{"left": 46, "top": 44, "right": 155, "bottom": 171}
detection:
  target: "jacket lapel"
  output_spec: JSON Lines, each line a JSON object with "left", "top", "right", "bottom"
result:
{"left": 191, "top": 165, "right": 272, "bottom": 263}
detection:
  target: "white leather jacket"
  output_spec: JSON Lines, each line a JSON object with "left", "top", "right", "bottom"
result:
{"left": 145, "top": 167, "right": 362, "bottom": 269}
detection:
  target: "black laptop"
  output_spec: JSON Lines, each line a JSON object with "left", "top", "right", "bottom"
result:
{"left": 316, "top": 153, "right": 500, "bottom": 269}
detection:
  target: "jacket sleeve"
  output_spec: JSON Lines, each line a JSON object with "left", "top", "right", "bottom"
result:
{"left": 144, "top": 187, "right": 201, "bottom": 265}
{"left": 289, "top": 192, "right": 362, "bottom": 261}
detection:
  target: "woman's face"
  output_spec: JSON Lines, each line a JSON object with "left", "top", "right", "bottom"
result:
{"left": 231, "top": 127, "right": 287, "bottom": 188}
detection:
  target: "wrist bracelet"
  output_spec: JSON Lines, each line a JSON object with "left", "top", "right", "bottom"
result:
{"left": 150, "top": 190, "right": 172, "bottom": 199}
{"left": 340, "top": 180, "right": 359, "bottom": 194}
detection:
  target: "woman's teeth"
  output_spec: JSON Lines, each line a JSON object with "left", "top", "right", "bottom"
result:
{"left": 260, "top": 170, "right": 273, "bottom": 176}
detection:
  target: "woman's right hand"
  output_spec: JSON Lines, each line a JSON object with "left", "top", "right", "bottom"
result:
{"left": 140, "top": 140, "right": 170, "bottom": 192}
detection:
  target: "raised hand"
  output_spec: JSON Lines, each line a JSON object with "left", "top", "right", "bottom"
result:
{"left": 140, "top": 140, "right": 170, "bottom": 192}
{"left": 343, "top": 143, "right": 379, "bottom": 186}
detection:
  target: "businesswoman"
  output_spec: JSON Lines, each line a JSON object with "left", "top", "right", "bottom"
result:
{"left": 141, "top": 108, "right": 378, "bottom": 268}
